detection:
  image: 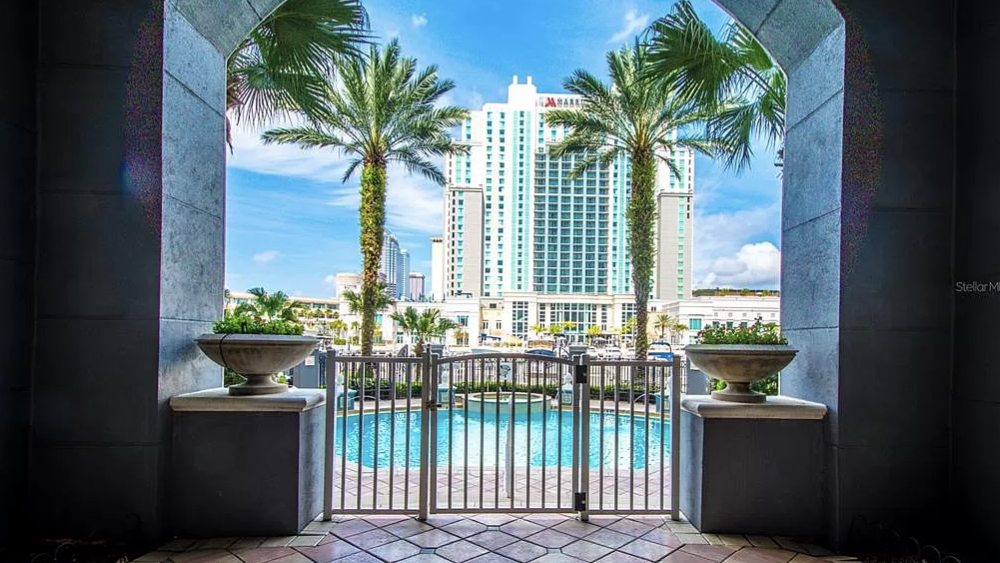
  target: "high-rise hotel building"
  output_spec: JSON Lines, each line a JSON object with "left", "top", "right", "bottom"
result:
{"left": 443, "top": 76, "right": 694, "bottom": 338}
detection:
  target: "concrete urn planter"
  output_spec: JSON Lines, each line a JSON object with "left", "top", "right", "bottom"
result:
{"left": 196, "top": 333, "right": 320, "bottom": 396}
{"left": 683, "top": 344, "right": 797, "bottom": 404}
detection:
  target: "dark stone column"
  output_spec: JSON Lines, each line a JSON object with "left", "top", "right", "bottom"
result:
{"left": 28, "top": 0, "right": 239, "bottom": 544}
{"left": 776, "top": 0, "right": 956, "bottom": 548}
{"left": 954, "top": 0, "right": 1000, "bottom": 558}
{"left": 0, "top": 0, "right": 37, "bottom": 548}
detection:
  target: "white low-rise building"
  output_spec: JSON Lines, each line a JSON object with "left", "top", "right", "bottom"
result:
{"left": 654, "top": 294, "right": 781, "bottom": 346}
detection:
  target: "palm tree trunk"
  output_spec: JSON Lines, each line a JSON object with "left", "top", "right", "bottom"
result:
{"left": 359, "top": 160, "right": 387, "bottom": 357}
{"left": 628, "top": 149, "right": 657, "bottom": 362}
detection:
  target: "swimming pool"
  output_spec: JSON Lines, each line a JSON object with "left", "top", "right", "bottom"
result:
{"left": 333, "top": 410, "right": 670, "bottom": 470}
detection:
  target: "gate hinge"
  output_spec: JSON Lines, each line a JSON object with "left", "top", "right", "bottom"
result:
{"left": 574, "top": 364, "right": 587, "bottom": 385}
{"left": 574, "top": 492, "right": 587, "bottom": 512}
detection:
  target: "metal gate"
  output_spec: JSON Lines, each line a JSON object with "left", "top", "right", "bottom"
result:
{"left": 322, "top": 351, "right": 680, "bottom": 520}
{"left": 430, "top": 353, "right": 580, "bottom": 513}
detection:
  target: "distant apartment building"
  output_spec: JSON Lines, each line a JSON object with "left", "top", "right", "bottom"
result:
{"left": 443, "top": 75, "right": 695, "bottom": 339}
{"left": 408, "top": 272, "right": 425, "bottom": 300}
{"left": 430, "top": 236, "right": 445, "bottom": 301}
{"left": 398, "top": 249, "right": 410, "bottom": 299}
{"left": 380, "top": 231, "right": 405, "bottom": 298}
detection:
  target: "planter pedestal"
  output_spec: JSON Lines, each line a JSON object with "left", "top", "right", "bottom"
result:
{"left": 229, "top": 374, "right": 290, "bottom": 396}
{"left": 680, "top": 395, "right": 827, "bottom": 540}
{"left": 170, "top": 387, "right": 326, "bottom": 537}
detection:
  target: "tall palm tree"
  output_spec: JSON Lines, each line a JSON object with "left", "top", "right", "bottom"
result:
{"left": 263, "top": 40, "right": 467, "bottom": 356}
{"left": 644, "top": 0, "right": 785, "bottom": 171}
{"left": 547, "top": 42, "right": 723, "bottom": 362}
{"left": 233, "top": 287, "right": 304, "bottom": 321}
{"left": 654, "top": 314, "right": 675, "bottom": 339}
{"left": 226, "top": 0, "right": 369, "bottom": 145}
{"left": 390, "top": 307, "right": 459, "bottom": 358}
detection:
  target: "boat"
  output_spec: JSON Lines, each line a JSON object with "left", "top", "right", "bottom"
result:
{"left": 647, "top": 340, "right": 674, "bottom": 362}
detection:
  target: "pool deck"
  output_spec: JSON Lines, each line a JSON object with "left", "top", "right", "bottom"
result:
{"left": 136, "top": 513, "right": 857, "bottom": 562}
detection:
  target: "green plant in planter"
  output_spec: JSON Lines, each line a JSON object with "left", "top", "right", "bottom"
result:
{"left": 695, "top": 318, "right": 786, "bottom": 397}
{"left": 214, "top": 287, "right": 306, "bottom": 335}
{"left": 213, "top": 314, "right": 305, "bottom": 335}
{"left": 694, "top": 318, "right": 787, "bottom": 345}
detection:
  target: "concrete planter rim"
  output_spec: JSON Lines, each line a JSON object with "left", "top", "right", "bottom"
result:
{"left": 195, "top": 333, "right": 320, "bottom": 396}
{"left": 196, "top": 333, "right": 321, "bottom": 347}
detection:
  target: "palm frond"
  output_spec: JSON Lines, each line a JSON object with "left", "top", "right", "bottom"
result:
{"left": 226, "top": 0, "right": 370, "bottom": 130}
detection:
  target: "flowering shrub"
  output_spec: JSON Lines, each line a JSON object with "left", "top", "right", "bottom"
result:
{"left": 213, "top": 313, "right": 304, "bottom": 335}
{"left": 694, "top": 317, "right": 787, "bottom": 345}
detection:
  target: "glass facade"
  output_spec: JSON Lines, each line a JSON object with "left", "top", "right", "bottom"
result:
{"left": 511, "top": 301, "right": 528, "bottom": 339}
{"left": 443, "top": 82, "right": 694, "bottom": 305}
{"left": 531, "top": 151, "right": 611, "bottom": 293}
{"left": 541, "top": 303, "right": 597, "bottom": 333}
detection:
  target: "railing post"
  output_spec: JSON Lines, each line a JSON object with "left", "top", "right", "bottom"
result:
{"left": 323, "top": 351, "right": 336, "bottom": 521}
{"left": 418, "top": 348, "right": 433, "bottom": 520}
{"left": 578, "top": 354, "right": 591, "bottom": 522}
{"left": 671, "top": 354, "right": 682, "bottom": 521}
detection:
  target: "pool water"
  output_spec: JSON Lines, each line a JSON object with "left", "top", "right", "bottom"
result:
{"left": 334, "top": 410, "right": 670, "bottom": 470}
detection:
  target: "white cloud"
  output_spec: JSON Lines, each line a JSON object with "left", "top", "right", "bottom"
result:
{"left": 324, "top": 274, "right": 337, "bottom": 287}
{"left": 699, "top": 242, "right": 781, "bottom": 288}
{"left": 325, "top": 162, "right": 444, "bottom": 235}
{"left": 608, "top": 9, "right": 650, "bottom": 44}
{"left": 228, "top": 116, "right": 444, "bottom": 236}
{"left": 227, "top": 118, "right": 352, "bottom": 184}
{"left": 692, "top": 202, "right": 780, "bottom": 287}
{"left": 253, "top": 250, "right": 281, "bottom": 265}
{"left": 411, "top": 14, "right": 427, "bottom": 28}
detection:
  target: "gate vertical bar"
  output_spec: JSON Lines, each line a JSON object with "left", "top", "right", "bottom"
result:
{"left": 578, "top": 354, "right": 590, "bottom": 521}
{"left": 671, "top": 355, "right": 682, "bottom": 520}
{"left": 429, "top": 352, "right": 439, "bottom": 514}
{"left": 418, "top": 349, "right": 432, "bottom": 520}
{"left": 323, "top": 351, "right": 336, "bottom": 520}
{"left": 570, "top": 362, "right": 580, "bottom": 516}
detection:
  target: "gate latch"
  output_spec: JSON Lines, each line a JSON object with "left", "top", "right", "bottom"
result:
{"left": 574, "top": 364, "right": 587, "bottom": 385}
{"left": 574, "top": 492, "right": 587, "bottom": 512}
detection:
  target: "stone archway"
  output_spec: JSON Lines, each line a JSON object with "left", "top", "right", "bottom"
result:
{"left": 163, "top": 0, "right": 856, "bottom": 545}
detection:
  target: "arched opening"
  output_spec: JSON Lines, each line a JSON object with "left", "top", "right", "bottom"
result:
{"left": 168, "top": 0, "right": 853, "bottom": 545}
{"left": 18, "top": 0, "right": 980, "bottom": 557}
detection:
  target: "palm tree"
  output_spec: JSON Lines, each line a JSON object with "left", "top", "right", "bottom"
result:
{"left": 233, "top": 287, "right": 304, "bottom": 321}
{"left": 329, "top": 318, "right": 347, "bottom": 339}
{"left": 586, "top": 325, "right": 603, "bottom": 342}
{"left": 644, "top": 0, "right": 785, "bottom": 171}
{"left": 226, "top": 0, "right": 369, "bottom": 145}
{"left": 654, "top": 314, "right": 675, "bottom": 339}
{"left": 547, "top": 42, "right": 723, "bottom": 362}
{"left": 390, "top": 307, "right": 459, "bottom": 358}
{"left": 671, "top": 322, "right": 688, "bottom": 345}
{"left": 341, "top": 282, "right": 395, "bottom": 316}
{"left": 529, "top": 324, "right": 548, "bottom": 337}
{"left": 263, "top": 40, "right": 467, "bottom": 357}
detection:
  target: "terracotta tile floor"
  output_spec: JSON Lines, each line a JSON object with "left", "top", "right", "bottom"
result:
{"left": 137, "top": 514, "right": 861, "bottom": 563}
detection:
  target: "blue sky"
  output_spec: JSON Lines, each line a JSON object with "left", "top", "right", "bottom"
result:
{"left": 225, "top": 0, "right": 782, "bottom": 298}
